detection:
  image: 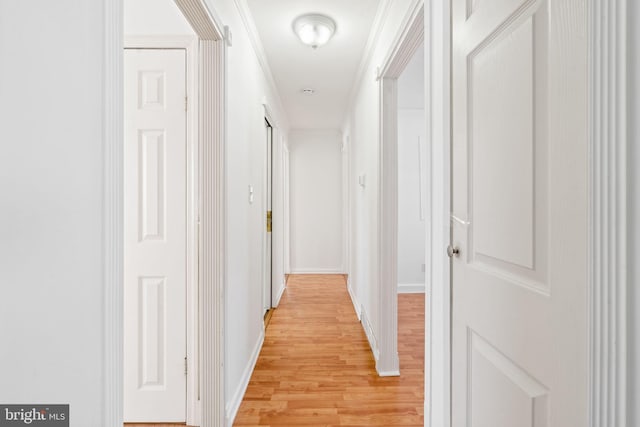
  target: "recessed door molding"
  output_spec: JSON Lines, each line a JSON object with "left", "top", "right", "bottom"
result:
{"left": 588, "top": 1, "right": 628, "bottom": 425}
{"left": 103, "top": 1, "right": 228, "bottom": 426}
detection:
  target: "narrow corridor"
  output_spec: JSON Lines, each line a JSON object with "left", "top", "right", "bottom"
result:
{"left": 234, "top": 274, "right": 424, "bottom": 426}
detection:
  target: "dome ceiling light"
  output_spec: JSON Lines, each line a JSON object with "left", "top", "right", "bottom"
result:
{"left": 293, "top": 14, "right": 336, "bottom": 49}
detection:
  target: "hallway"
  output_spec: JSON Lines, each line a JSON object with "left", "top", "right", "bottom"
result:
{"left": 234, "top": 275, "right": 424, "bottom": 426}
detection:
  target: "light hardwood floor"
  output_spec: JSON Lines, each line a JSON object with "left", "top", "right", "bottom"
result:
{"left": 124, "top": 275, "right": 425, "bottom": 427}
{"left": 234, "top": 274, "right": 425, "bottom": 426}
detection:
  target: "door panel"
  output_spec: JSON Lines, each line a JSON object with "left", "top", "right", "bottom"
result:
{"left": 452, "top": 0, "right": 587, "bottom": 425}
{"left": 124, "top": 48, "right": 187, "bottom": 422}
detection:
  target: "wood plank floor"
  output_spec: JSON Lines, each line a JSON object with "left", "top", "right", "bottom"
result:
{"left": 234, "top": 274, "right": 425, "bottom": 426}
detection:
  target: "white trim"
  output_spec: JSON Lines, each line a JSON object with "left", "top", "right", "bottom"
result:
{"left": 377, "top": 76, "right": 400, "bottom": 377}
{"left": 378, "top": 2, "right": 425, "bottom": 80}
{"left": 290, "top": 269, "right": 346, "bottom": 275}
{"left": 124, "top": 35, "right": 201, "bottom": 425}
{"left": 588, "top": 0, "right": 628, "bottom": 425}
{"left": 174, "top": 0, "right": 226, "bottom": 40}
{"left": 225, "top": 331, "right": 265, "bottom": 427}
{"left": 425, "top": 1, "right": 451, "bottom": 426}
{"left": 232, "top": 0, "right": 289, "bottom": 129}
{"left": 342, "top": 0, "right": 392, "bottom": 128}
{"left": 398, "top": 283, "right": 425, "bottom": 294}
{"left": 272, "top": 281, "right": 287, "bottom": 307}
{"left": 263, "top": 103, "right": 281, "bottom": 311}
{"left": 360, "top": 308, "right": 379, "bottom": 362}
{"left": 103, "top": 1, "right": 123, "bottom": 426}
{"left": 199, "top": 37, "right": 226, "bottom": 427}
{"left": 347, "top": 279, "right": 361, "bottom": 320}
{"left": 283, "top": 144, "right": 291, "bottom": 275}
{"left": 165, "top": 4, "right": 227, "bottom": 427}
{"left": 376, "top": 3, "right": 424, "bottom": 379}
{"left": 342, "top": 136, "right": 351, "bottom": 280}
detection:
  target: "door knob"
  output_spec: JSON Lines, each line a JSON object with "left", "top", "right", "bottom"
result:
{"left": 447, "top": 245, "right": 460, "bottom": 258}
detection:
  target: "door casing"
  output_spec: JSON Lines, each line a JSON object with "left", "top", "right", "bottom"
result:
{"left": 264, "top": 118, "right": 273, "bottom": 312}
{"left": 375, "top": 1, "right": 425, "bottom": 378}
{"left": 103, "top": 1, "right": 227, "bottom": 426}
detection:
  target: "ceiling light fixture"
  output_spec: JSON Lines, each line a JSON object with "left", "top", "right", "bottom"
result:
{"left": 293, "top": 14, "right": 336, "bottom": 49}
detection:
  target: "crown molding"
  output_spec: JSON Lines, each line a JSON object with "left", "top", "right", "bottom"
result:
{"left": 232, "top": 0, "right": 290, "bottom": 130}
{"left": 378, "top": 2, "right": 424, "bottom": 79}
{"left": 341, "top": 0, "right": 392, "bottom": 131}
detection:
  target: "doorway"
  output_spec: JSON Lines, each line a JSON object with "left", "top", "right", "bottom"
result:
{"left": 120, "top": 0, "right": 226, "bottom": 426}
{"left": 264, "top": 118, "right": 274, "bottom": 325}
{"left": 376, "top": 4, "right": 424, "bottom": 377}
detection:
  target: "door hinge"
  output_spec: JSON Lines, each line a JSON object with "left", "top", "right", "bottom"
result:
{"left": 185, "top": 96, "right": 188, "bottom": 111}
{"left": 184, "top": 357, "right": 188, "bottom": 376}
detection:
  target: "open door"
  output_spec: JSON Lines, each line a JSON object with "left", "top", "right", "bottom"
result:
{"left": 451, "top": 1, "right": 587, "bottom": 425}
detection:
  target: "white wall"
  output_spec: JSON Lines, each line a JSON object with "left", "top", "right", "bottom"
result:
{"left": 125, "top": 0, "right": 194, "bottom": 35}
{"left": 398, "top": 42, "right": 425, "bottom": 110}
{"left": 0, "top": 2, "right": 104, "bottom": 425}
{"left": 289, "top": 130, "right": 344, "bottom": 273}
{"left": 397, "top": 110, "right": 426, "bottom": 288}
{"left": 342, "top": 0, "right": 420, "bottom": 360}
{"left": 629, "top": 0, "right": 640, "bottom": 423}
{"left": 397, "top": 43, "right": 426, "bottom": 291}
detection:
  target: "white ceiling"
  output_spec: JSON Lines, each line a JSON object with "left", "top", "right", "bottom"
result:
{"left": 246, "top": 0, "right": 381, "bottom": 130}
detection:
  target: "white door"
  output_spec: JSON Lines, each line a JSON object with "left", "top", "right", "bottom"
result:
{"left": 451, "top": 1, "right": 587, "bottom": 426}
{"left": 265, "top": 120, "right": 273, "bottom": 311}
{"left": 124, "top": 48, "right": 187, "bottom": 423}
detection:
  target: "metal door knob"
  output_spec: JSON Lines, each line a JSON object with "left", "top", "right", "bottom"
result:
{"left": 447, "top": 245, "right": 460, "bottom": 258}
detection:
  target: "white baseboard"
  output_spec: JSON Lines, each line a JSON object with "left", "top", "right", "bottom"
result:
{"left": 290, "top": 268, "right": 346, "bottom": 274}
{"left": 398, "top": 283, "right": 426, "bottom": 294}
{"left": 360, "top": 307, "right": 380, "bottom": 362}
{"left": 225, "top": 330, "right": 265, "bottom": 427}
{"left": 347, "top": 281, "right": 361, "bottom": 320}
{"left": 378, "top": 368, "right": 401, "bottom": 376}
{"left": 273, "top": 281, "right": 286, "bottom": 307}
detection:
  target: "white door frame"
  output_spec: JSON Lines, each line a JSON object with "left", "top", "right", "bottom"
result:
{"left": 263, "top": 114, "right": 273, "bottom": 312}
{"left": 124, "top": 35, "right": 200, "bottom": 425}
{"left": 263, "top": 103, "right": 282, "bottom": 310}
{"left": 103, "top": 1, "right": 228, "bottom": 426}
{"left": 424, "top": 1, "right": 628, "bottom": 426}
{"left": 376, "top": 2, "right": 424, "bottom": 377}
